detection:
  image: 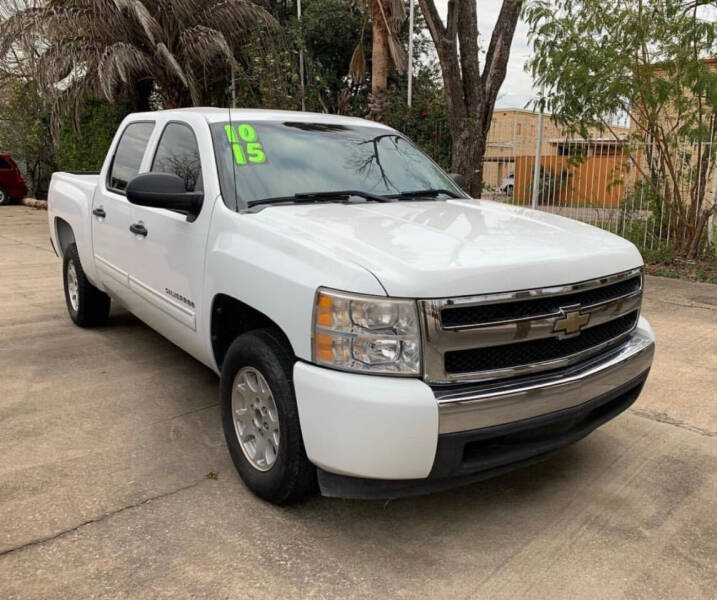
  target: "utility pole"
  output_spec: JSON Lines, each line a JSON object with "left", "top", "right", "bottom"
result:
{"left": 298, "top": 0, "right": 306, "bottom": 111}
{"left": 531, "top": 91, "right": 546, "bottom": 209}
{"left": 407, "top": 0, "right": 415, "bottom": 107}
{"left": 709, "top": 161, "right": 716, "bottom": 247}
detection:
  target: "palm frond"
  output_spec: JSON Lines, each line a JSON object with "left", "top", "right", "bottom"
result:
{"left": 34, "top": 37, "right": 92, "bottom": 87}
{"left": 111, "top": 0, "right": 161, "bottom": 44}
{"left": 153, "top": 0, "right": 203, "bottom": 24}
{"left": 0, "top": 7, "right": 48, "bottom": 58}
{"left": 348, "top": 39, "right": 366, "bottom": 83}
{"left": 1, "top": 0, "right": 283, "bottom": 114}
{"left": 373, "top": 0, "right": 407, "bottom": 71}
{"left": 179, "top": 25, "right": 235, "bottom": 66}
{"left": 155, "top": 42, "right": 190, "bottom": 88}
{"left": 387, "top": 32, "right": 407, "bottom": 73}
{"left": 98, "top": 42, "right": 152, "bottom": 100}
{"left": 184, "top": 68, "right": 200, "bottom": 106}
{"left": 198, "top": 0, "right": 278, "bottom": 34}
{"left": 386, "top": 0, "right": 406, "bottom": 28}
{"left": 49, "top": 74, "right": 99, "bottom": 138}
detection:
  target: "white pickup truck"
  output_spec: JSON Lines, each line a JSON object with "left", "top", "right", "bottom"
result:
{"left": 48, "top": 108, "right": 655, "bottom": 504}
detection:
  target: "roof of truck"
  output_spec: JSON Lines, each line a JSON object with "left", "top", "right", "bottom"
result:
{"left": 128, "top": 107, "right": 395, "bottom": 130}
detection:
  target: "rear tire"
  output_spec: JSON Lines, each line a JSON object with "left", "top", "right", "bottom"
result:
{"left": 63, "top": 243, "right": 111, "bottom": 327}
{"left": 0, "top": 186, "right": 9, "bottom": 205}
{"left": 221, "top": 329, "right": 316, "bottom": 504}
{"left": 506, "top": 185, "right": 514, "bottom": 196}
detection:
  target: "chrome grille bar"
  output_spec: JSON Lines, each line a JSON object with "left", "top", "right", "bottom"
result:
{"left": 419, "top": 269, "right": 643, "bottom": 384}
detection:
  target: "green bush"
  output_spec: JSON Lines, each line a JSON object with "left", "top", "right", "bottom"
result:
{"left": 383, "top": 67, "right": 452, "bottom": 171}
{"left": 56, "top": 100, "right": 131, "bottom": 172}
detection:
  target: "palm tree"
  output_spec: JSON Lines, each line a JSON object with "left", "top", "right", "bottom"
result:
{"left": 348, "top": 0, "right": 407, "bottom": 121}
{"left": 0, "top": 0, "right": 278, "bottom": 114}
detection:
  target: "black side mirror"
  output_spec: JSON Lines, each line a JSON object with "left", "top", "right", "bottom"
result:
{"left": 449, "top": 173, "right": 469, "bottom": 192}
{"left": 126, "top": 173, "right": 203, "bottom": 222}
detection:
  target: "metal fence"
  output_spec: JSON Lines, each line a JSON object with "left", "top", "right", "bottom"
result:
{"left": 486, "top": 138, "right": 716, "bottom": 261}
{"left": 405, "top": 114, "right": 716, "bottom": 261}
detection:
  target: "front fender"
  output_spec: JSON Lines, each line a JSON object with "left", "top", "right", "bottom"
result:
{"left": 202, "top": 202, "right": 386, "bottom": 367}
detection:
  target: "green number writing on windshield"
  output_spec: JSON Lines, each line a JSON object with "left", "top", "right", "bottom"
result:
{"left": 225, "top": 124, "right": 266, "bottom": 166}
{"left": 238, "top": 124, "right": 258, "bottom": 142}
{"left": 246, "top": 142, "right": 265, "bottom": 163}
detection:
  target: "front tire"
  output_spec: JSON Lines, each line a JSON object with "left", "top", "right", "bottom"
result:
{"left": 63, "top": 243, "right": 111, "bottom": 327}
{"left": 220, "top": 329, "right": 316, "bottom": 504}
{"left": 0, "top": 186, "right": 9, "bottom": 206}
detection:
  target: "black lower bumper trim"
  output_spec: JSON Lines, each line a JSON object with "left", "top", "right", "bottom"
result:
{"left": 317, "top": 370, "right": 649, "bottom": 499}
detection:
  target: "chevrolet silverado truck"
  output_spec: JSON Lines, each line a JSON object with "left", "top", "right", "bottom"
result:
{"left": 48, "top": 108, "right": 655, "bottom": 504}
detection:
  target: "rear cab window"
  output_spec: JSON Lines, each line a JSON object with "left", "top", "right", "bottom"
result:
{"left": 0, "top": 156, "right": 10, "bottom": 169}
{"left": 107, "top": 122, "right": 155, "bottom": 193}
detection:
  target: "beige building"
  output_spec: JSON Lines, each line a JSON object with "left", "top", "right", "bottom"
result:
{"left": 483, "top": 108, "right": 629, "bottom": 189}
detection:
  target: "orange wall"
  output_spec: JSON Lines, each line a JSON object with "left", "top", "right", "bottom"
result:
{"left": 512, "top": 154, "right": 628, "bottom": 207}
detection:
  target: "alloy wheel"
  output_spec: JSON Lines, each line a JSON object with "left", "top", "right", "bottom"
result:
{"left": 231, "top": 366, "right": 280, "bottom": 471}
{"left": 66, "top": 261, "right": 79, "bottom": 311}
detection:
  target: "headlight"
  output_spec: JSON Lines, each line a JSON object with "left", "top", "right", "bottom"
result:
{"left": 312, "top": 288, "right": 421, "bottom": 375}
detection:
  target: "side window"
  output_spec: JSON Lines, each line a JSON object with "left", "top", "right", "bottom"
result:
{"left": 108, "top": 122, "right": 155, "bottom": 192}
{"left": 0, "top": 157, "right": 10, "bottom": 169}
{"left": 151, "top": 123, "right": 203, "bottom": 192}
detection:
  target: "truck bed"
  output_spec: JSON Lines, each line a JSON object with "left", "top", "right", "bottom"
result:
{"left": 47, "top": 171, "right": 101, "bottom": 285}
{"left": 52, "top": 171, "right": 100, "bottom": 189}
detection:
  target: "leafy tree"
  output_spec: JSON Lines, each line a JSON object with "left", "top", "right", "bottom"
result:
{"left": 525, "top": 0, "right": 717, "bottom": 258}
{"left": 417, "top": 0, "right": 523, "bottom": 196}
{"left": 0, "top": 75, "right": 55, "bottom": 197}
{"left": 56, "top": 99, "right": 131, "bottom": 173}
{"left": 288, "top": 0, "right": 367, "bottom": 113}
{"left": 383, "top": 63, "right": 452, "bottom": 169}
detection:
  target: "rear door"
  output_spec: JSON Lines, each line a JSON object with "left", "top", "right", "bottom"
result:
{"left": 91, "top": 121, "right": 155, "bottom": 300}
{"left": 125, "top": 116, "right": 213, "bottom": 344}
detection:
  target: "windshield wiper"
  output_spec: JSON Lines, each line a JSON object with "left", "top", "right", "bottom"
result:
{"left": 387, "top": 188, "right": 463, "bottom": 200}
{"left": 247, "top": 190, "right": 394, "bottom": 209}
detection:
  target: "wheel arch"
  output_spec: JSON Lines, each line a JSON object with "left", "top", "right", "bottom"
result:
{"left": 54, "top": 217, "right": 76, "bottom": 258}
{"left": 211, "top": 294, "right": 296, "bottom": 371}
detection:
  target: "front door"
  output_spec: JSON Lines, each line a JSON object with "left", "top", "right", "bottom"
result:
{"left": 91, "top": 121, "right": 155, "bottom": 303}
{"left": 126, "top": 120, "right": 211, "bottom": 353}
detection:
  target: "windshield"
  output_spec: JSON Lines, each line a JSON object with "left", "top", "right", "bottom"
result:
{"left": 210, "top": 120, "right": 465, "bottom": 209}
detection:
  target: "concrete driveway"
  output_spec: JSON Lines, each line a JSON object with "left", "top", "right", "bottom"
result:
{"left": 1, "top": 205, "right": 715, "bottom": 599}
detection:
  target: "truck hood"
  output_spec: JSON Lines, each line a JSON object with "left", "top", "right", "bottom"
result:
{"left": 254, "top": 199, "right": 643, "bottom": 297}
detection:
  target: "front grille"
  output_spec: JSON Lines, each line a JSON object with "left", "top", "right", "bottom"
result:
{"left": 419, "top": 269, "right": 643, "bottom": 384}
{"left": 444, "top": 311, "right": 638, "bottom": 374}
{"left": 441, "top": 274, "right": 642, "bottom": 328}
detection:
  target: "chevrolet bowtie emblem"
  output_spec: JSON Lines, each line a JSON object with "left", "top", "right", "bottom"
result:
{"left": 553, "top": 306, "right": 590, "bottom": 338}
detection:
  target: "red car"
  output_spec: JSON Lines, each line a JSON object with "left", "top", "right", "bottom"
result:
{"left": 0, "top": 153, "right": 28, "bottom": 205}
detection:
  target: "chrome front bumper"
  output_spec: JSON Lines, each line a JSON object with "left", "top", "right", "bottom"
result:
{"left": 435, "top": 322, "right": 655, "bottom": 434}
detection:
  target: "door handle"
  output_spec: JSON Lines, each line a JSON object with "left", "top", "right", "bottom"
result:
{"left": 92, "top": 207, "right": 106, "bottom": 218}
{"left": 129, "top": 223, "right": 148, "bottom": 237}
